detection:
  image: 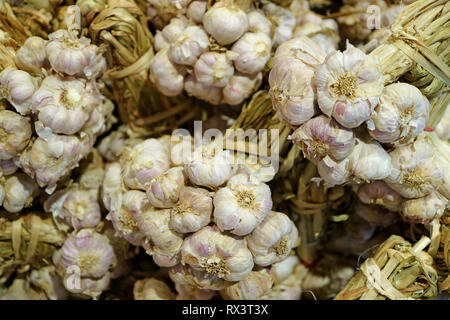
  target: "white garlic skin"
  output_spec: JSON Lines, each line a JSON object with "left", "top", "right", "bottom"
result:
{"left": 291, "top": 115, "right": 355, "bottom": 165}
{"left": 354, "top": 201, "right": 398, "bottom": 228}
{"left": 272, "top": 36, "right": 326, "bottom": 69}
{"left": 314, "top": 43, "right": 384, "bottom": 128}
{"left": 222, "top": 72, "right": 262, "bottom": 106}
{"left": 147, "top": 166, "right": 185, "bottom": 208}
{"left": 180, "top": 225, "right": 254, "bottom": 282}
{"left": 169, "top": 134, "right": 193, "bottom": 166}
{"left": 220, "top": 269, "right": 274, "bottom": 300}
{"left": 169, "top": 26, "right": 209, "bottom": 66}
{"left": 248, "top": 11, "right": 272, "bottom": 36}
{"left": 435, "top": 107, "right": 450, "bottom": 141}
{"left": 202, "top": 2, "right": 249, "bottom": 46}
{"left": 231, "top": 32, "right": 271, "bottom": 75}
{"left": 15, "top": 36, "right": 49, "bottom": 74}
{"left": 169, "top": 186, "right": 213, "bottom": 234}
{"left": 317, "top": 156, "right": 351, "bottom": 187}
{"left": 401, "top": 191, "right": 448, "bottom": 225}
{"left": 154, "top": 17, "right": 187, "bottom": 51}
{"left": 134, "top": 278, "right": 176, "bottom": 300}
{"left": 184, "top": 143, "right": 232, "bottom": 188}
{"left": 0, "top": 110, "right": 32, "bottom": 160}
{"left": 0, "top": 68, "right": 37, "bottom": 115}
{"left": 3, "top": 173, "right": 37, "bottom": 213}
{"left": 270, "top": 255, "right": 300, "bottom": 284}
{"left": 102, "top": 162, "right": 123, "bottom": 212}
{"left": 213, "top": 173, "right": 272, "bottom": 236}
{"left": 184, "top": 74, "right": 222, "bottom": 105}
{"left": 356, "top": 180, "right": 403, "bottom": 212}
{"left": 247, "top": 211, "right": 299, "bottom": 267}
{"left": 121, "top": 138, "right": 170, "bottom": 190}
{"left": 367, "top": 83, "right": 430, "bottom": 145}
{"left": 59, "top": 189, "right": 102, "bottom": 230}
{"left": 31, "top": 75, "right": 100, "bottom": 135}
{"left": 263, "top": 3, "right": 296, "bottom": 48}
{"left": 187, "top": 1, "right": 207, "bottom": 24}
{"left": 169, "top": 263, "right": 230, "bottom": 291}
{"left": 150, "top": 48, "right": 185, "bottom": 97}
{"left": 385, "top": 136, "right": 443, "bottom": 198}
{"left": 194, "top": 52, "right": 234, "bottom": 88}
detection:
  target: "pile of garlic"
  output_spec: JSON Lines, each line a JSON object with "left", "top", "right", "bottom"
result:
{"left": 101, "top": 133, "right": 300, "bottom": 297}
{"left": 269, "top": 36, "right": 449, "bottom": 226}
{"left": 149, "top": 1, "right": 301, "bottom": 105}
{"left": 0, "top": 4, "right": 115, "bottom": 213}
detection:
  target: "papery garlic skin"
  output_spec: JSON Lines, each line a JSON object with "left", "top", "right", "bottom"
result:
{"left": 317, "top": 156, "right": 351, "bottom": 187}
{"left": 184, "top": 74, "right": 222, "bottom": 105}
{"left": 32, "top": 75, "right": 101, "bottom": 135}
{"left": 0, "top": 110, "right": 32, "bottom": 160}
{"left": 169, "top": 26, "right": 209, "bottom": 66}
{"left": 175, "top": 283, "right": 216, "bottom": 300}
{"left": 435, "top": 107, "right": 450, "bottom": 141}
{"left": 169, "top": 134, "right": 193, "bottom": 166}
{"left": 220, "top": 269, "right": 273, "bottom": 300}
{"left": 169, "top": 263, "right": 230, "bottom": 291}
{"left": 134, "top": 278, "right": 176, "bottom": 300}
{"left": 270, "top": 255, "right": 300, "bottom": 284}
{"left": 247, "top": 211, "right": 299, "bottom": 267}
{"left": 194, "top": 52, "right": 234, "bottom": 88}
{"left": 180, "top": 225, "right": 254, "bottom": 282}
{"left": 147, "top": 166, "right": 185, "bottom": 208}
{"left": 356, "top": 180, "right": 403, "bottom": 212}
{"left": 354, "top": 201, "right": 398, "bottom": 228}
{"left": 248, "top": 11, "right": 272, "bottom": 36}
{"left": 401, "top": 191, "right": 448, "bottom": 225}
{"left": 213, "top": 173, "right": 272, "bottom": 236}
{"left": 0, "top": 159, "right": 18, "bottom": 176}
{"left": 184, "top": 142, "right": 232, "bottom": 188}
{"left": 291, "top": 115, "right": 355, "bottom": 164}
{"left": 263, "top": 3, "right": 296, "bottom": 48}
{"left": 169, "top": 186, "right": 213, "bottom": 233}
{"left": 29, "top": 266, "right": 69, "bottom": 300}
{"left": 272, "top": 36, "right": 326, "bottom": 69}
{"left": 187, "top": 1, "right": 207, "bottom": 24}
{"left": 231, "top": 32, "right": 271, "bottom": 75}
{"left": 385, "top": 137, "right": 443, "bottom": 198}
{"left": 150, "top": 48, "right": 185, "bottom": 97}
{"left": 0, "top": 68, "right": 37, "bottom": 115}
{"left": 314, "top": 44, "right": 383, "bottom": 128}
{"left": 15, "top": 36, "right": 49, "bottom": 74}
{"left": 3, "top": 173, "right": 37, "bottom": 213}
{"left": 121, "top": 139, "right": 170, "bottom": 190}
{"left": 59, "top": 229, "right": 116, "bottom": 279}
{"left": 102, "top": 162, "right": 123, "bottom": 212}
{"left": 367, "top": 83, "right": 430, "bottom": 145}
{"left": 222, "top": 72, "right": 262, "bottom": 106}
{"left": 202, "top": 2, "right": 249, "bottom": 46}
{"left": 154, "top": 17, "right": 187, "bottom": 51}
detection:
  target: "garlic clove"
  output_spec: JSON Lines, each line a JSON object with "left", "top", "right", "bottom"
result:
{"left": 147, "top": 166, "right": 186, "bottom": 208}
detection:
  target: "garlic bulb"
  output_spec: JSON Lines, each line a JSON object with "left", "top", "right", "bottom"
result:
{"left": 154, "top": 17, "right": 187, "bottom": 51}
{"left": 401, "top": 191, "right": 448, "bottom": 225}
{"left": 202, "top": 1, "right": 248, "bottom": 46}
{"left": 272, "top": 36, "right": 327, "bottom": 68}
{"left": 184, "top": 142, "right": 232, "bottom": 188}
{"left": 169, "top": 263, "right": 230, "bottom": 291}
{"left": 317, "top": 156, "right": 351, "bottom": 187}
{"left": 15, "top": 36, "right": 49, "bottom": 74}
{"left": 0, "top": 159, "right": 18, "bottom": 176}
{"left": 270, "top": 255, "right": 300, "bottom": 284}
{"left": 263, "top": 3, "right": 296, "bottom": 48}
{"left": 291, "top": 115, "right": 355, "bottom": 164}
{"left": 248, "top": 11, "right": 272, "bottom": 36}
{"left": 194, "top": 52, "right": 234, "bottom": 88}
{"left": 186, "top": 1, "right": 207, "bottom": 24}
{"left": 180, "top": 225, "right": 254, "bottom": 282}
{"left": 175, "top": 283, "right": 216, "bottom": 300}
{"left": 435, "top": 107, "right": 450, "bottom": 141}
{"left": 356, "top": 180, "right": 403, "bottom": 212}
{"left": 169, "top": 134, "right": 193, "bottom": 166}
{"left": 247, "top": 211, "right": 299, "bottom": 266}
{"left": 150, "top": 48, "right": 186, "bottom": 97}
{"left": 184, "top": 74, "right": 222, "bottom": 105}
{"left": 29, "top": 266, "right": 69, "bottom": 300}
{"left": 213, "top": 173, "right": 272, "bottom": 236}
{"left": 354, "top": 201, "right": 398, "bottom": 228}
{"left": 102, "top": 162, "right": 123, "bottom": 212}
{"left": 169, "top": 186, "right": 213, "bottom": 233}
{"left": 385, "top": 136, "right": 443, "bottom": 198}
{"left": 32, "top": 75, "right": 101, "bottom": 135}
{"left": 367, "top": 83, "right": 430, "bottom": 145}
{"left": 121, "top": 138, "right": 170, "bottom": 190}
{"left": 0, "top": 110, "right": 32, "bottom": 160}
{"left": 146, "top": 0, "right": 191, "bottom": 28}
{"left": 314, "top": 43, "right": 383, "bottom": 128}
{"left": 134, "top": 278, "right": 176, "bottom": 300}
{"left": 147, "top": 166, "right": 185, "bottom": 208}
{"left": 0, "top": 68, "right": 37, "bottom": 115}
{"left": 3, "top": 173, "right": 37, "bottom": 213}
{"left": 58, "top": 229, "right": 116, "bottom": 279}
{"left": 169, "top": 25, "right": 209, "bottom": 66}
{"left": 222, "top": 72, "right": 262, "bottom": 106}
{"left": 231, "top": 32, "right": 271, "bottom": 75}
{"left": 220, "top": 269, "right": 274, "bottom": 300}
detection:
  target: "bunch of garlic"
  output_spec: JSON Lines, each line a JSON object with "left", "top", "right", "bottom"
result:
{"left": 0, "top": 5, "right": 115, "bottom": 200}
{"left": 102, "top": 134, "right": 299, "bottom": 295}
{"left": 150, "top": 2, "right": 296, "bottom": 106}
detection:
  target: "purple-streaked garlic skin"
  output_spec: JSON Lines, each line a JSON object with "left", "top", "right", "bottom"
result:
{"left": 401, "top": 191, "right": 448, "bottom": 225}
{"left": 314, "top": 43, "right": 383, "bottom": 129}
{"left": 0, "top": 68, "right": 37, "bottom": 115}
{"left": 0, "top": 159, "right": 18, "bottom": 176}
{"left": 180, "top": 225, "right": 254, "bottom": 282}
{"left": 15, "top": 36, "right": 49, "bottom": 75}
{"left": 435, "top": 107, "right": 450, "bottom": 141}
{"left": 194, "top": 52, "right": 234, "bottom": 88}
{"left": 231, "top": 32, "right": 271, "bottom": 75}
{"left": 222, "top": 72, "right": 262, "bottom": 106}
{"left": 169, "top": 186, "right": 213, "bottom": 234}
{"left": 213, "top": 173, "right": 272, "bottom": 236}
{"left": 291, "top": 115, "right": 355, "bottom": 164}
{"left": 356, "top": 180, "right": 403, "bottom": 212}
{"left": 121, "top": 139, "right": 170, "bottom": 190}
{"left": 354, "top": 201, "right": 398, "bottom": 228}
{"left": 147, "top": 166, "right": 185, "bottom": 208}
{"left": 0, "top": 110, "right": 32, "bottom": 160}
{"left": 2, "top": 173, "right": 37, "bottom": 213}
{"left": 247, "top": 211, "right": 299, "bottom": 267}
{"left": 367, "top": 83, "right": 430, "bottom": 145}
{"left": 59, "top": 229, "right": 116, "bottom": 279}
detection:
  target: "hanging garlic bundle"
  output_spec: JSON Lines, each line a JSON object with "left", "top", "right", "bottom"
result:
{"left": 0, "top": 5, "right": 115, "bottom": 200}
{"left": 101, "top": 133, "right": 300, "bottom": 295}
